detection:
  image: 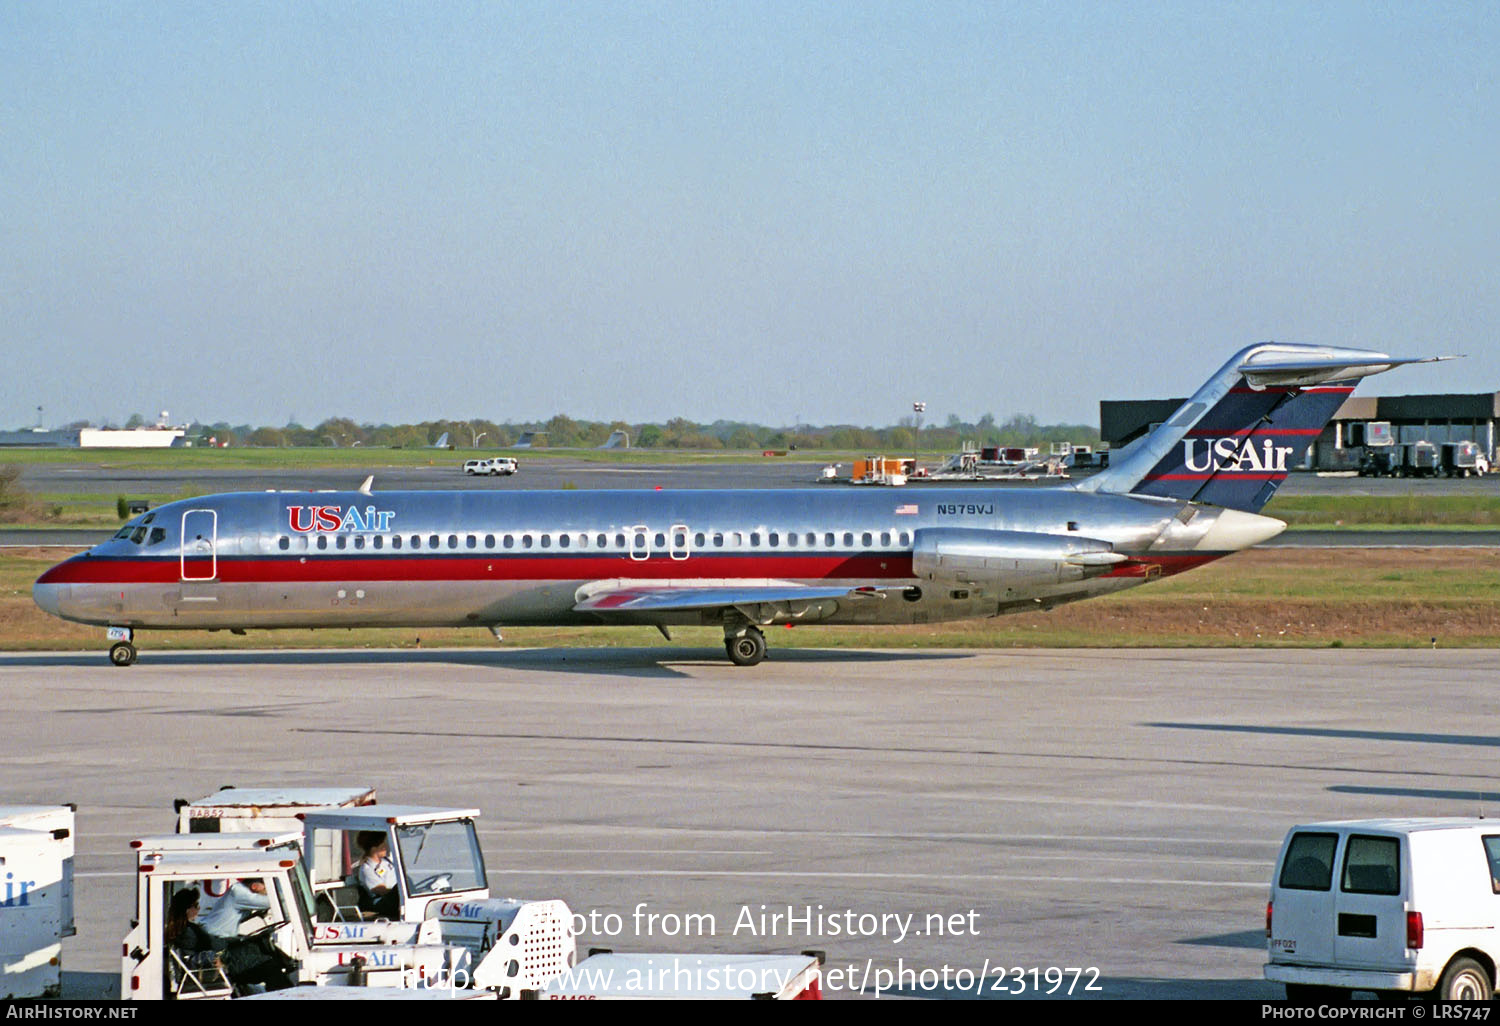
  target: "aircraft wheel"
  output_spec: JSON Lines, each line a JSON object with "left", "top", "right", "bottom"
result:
{"left": 725, "top": 629, "right": 766, "bottom": 667}
{"left": 109, "top": 642, "right": 137, "bottom": 667}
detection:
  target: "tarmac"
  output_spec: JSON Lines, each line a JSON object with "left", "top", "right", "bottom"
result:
{"left": 5, "top": 646, "right": 1498, "bottom": 1000}
{"left": 15, "top": 457, "right": 1500, "bottom": 496}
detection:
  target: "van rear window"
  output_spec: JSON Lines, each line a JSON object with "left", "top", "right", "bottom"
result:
{"left": 1280, "top": 832, "right": 1339, "bottom": 891}
{"left": 1341, "top": 835, "right": 1400, "bottom": 895}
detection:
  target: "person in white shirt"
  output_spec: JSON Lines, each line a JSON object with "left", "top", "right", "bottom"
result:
{"left": 199, "top": 879, "right": 270, "bottom": 939}
{"left": 355, "top": 831, "right": 400, "bottom": 918}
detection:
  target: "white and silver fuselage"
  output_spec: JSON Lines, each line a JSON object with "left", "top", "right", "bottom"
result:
{"left": 33, "top": 486, "right": 1280, "bottom": 632}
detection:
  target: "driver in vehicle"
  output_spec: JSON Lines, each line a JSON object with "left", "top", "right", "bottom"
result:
{"left": 198, "top": 877, "right": 295, "bottom": 994}
{"left": 200, "top": 878, "right": 271, "bottom": 940}
{"left": 355, "top": 831, "right": 401, "bottom": 918}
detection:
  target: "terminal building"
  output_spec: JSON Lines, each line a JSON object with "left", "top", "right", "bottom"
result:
{"left": 1101, "top": 392, "right": 1499, "bottom": 472}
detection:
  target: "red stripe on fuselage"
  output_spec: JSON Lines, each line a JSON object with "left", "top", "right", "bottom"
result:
{"left": 41, "top": 549, "right": 1236, "bottom": 586}
{"left": 37, "top": 552, "right": 913, "bottom": 585}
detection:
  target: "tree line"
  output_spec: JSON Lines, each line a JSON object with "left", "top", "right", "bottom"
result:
{"left": 99, "top": 412, "right": 1102, "bottom": 452}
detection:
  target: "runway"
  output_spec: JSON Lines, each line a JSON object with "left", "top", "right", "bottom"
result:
{"left": 5, "top": 647, "right": 1497, "bottom": 1000}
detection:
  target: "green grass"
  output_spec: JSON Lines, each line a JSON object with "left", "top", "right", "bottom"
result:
{"left": 1262, "top": 494, "right": 1500, "bottom": 527}
{"left": 0, "top": 446, "right": 850, "bottom": 470}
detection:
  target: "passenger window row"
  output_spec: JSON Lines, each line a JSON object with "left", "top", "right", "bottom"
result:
{"left": 271, "top": 530, "right": 914, "bottom": 553}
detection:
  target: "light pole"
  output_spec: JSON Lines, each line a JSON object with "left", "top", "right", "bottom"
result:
{"left": 912, "top": 401, "right": 926, "bottom": 464}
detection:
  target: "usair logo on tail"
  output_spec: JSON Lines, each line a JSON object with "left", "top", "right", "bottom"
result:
{"left": 1182, "top": 438, "right": 1296, "bottom": 474}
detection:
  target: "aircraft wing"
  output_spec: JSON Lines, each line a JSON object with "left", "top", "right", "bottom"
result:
{"left": 573, "top": 583, "right": 890, "bottom": 623}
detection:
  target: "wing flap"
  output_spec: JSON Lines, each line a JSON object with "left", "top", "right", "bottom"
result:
{"left": 573, "top": 583, "right": 887, "bottom": 621}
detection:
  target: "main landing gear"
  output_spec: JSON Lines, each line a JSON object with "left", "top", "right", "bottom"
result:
{"left": 724, "top": 626, "right": 767, "bottom": 667}
{"left": 107, "top": 627, "right": 137, "bottom": 667}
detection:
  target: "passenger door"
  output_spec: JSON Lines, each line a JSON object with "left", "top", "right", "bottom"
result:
{"left": 179, "top": 509, "right": 218, "bottom": 582}
{"left": 177, "top": 509, "right": 220, "bottom": 608}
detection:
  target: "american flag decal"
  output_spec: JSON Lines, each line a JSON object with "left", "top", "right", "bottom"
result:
{"left": 894, "top": 504, "right": 918, "bottom": 515}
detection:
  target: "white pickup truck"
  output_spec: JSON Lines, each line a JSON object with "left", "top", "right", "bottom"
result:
{"left": 463, "top": 458, "right": 518, "bottom": 476}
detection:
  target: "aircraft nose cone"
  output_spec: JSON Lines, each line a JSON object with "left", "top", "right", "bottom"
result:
{"left": 33, "top": 579, "right": 63, "bottom": 617}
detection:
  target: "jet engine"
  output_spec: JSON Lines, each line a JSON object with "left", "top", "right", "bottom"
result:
{"left": 910, "top": 528, "right": 1127, "bottom": 587}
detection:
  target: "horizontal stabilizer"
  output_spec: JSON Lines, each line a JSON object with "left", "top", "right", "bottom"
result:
{"left": 1237, "top": 353, "right": 1457, "bottom": 389}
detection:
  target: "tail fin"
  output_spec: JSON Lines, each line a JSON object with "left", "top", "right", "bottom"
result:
{"left": 1080, "top": 343, "right": 1448, "bottom": 512}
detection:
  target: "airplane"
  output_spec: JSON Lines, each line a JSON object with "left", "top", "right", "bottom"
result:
{"left": 33, "top": 343, "right": 1444, "bottom": 668}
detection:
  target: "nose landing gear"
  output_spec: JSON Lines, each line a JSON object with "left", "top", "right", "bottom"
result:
{"left": 106, "top": 627, "right": 137, "bottom": 667}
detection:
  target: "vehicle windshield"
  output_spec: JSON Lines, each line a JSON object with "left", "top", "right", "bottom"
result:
{"left": 276, "top": 861, "right": 317, "bottom": 942}
{"left": 393, "top": 819, "right": 486, "bottom": 896}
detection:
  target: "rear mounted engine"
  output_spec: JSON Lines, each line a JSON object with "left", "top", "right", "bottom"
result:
{"left": 911, "top": 528, "right": 1126, "bottom": 587}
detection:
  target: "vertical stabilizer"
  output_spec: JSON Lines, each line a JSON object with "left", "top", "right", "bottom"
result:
{"left": 1079, "top": 343, "right": 1442, "bottom": 512}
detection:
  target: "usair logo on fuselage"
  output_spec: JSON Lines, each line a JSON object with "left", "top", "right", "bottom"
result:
{"left": 286, "top": 505, "right": 396, "bottom": 533}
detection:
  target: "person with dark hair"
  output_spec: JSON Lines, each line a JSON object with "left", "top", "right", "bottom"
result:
{"left": 356, "top": 830, "right": 400, "bottom": 918}
{"left": 166, "top": 888, "right": 222, "bottom": 971}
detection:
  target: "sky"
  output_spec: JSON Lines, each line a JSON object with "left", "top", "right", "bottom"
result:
{"left": 3, "top": 1, "right": 1497, "bottom": 430}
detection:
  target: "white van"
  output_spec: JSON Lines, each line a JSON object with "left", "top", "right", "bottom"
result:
{"left": 1265, "top": 819, "right": 1500, "bottom": 1000}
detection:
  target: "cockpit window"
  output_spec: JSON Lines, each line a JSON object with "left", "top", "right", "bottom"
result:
{"left": 130, "top": 526, "right": 148, "bottom": 544}
{"left": 114, "top": 527, "right": 133, "bottom": 540}
{"left": 148, "top": 527, "right": 167, "bottom": 546}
